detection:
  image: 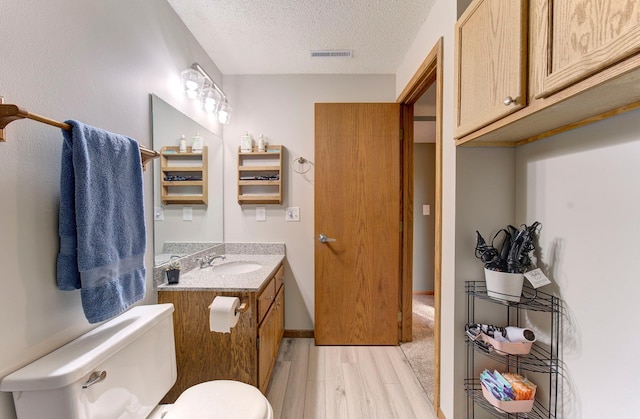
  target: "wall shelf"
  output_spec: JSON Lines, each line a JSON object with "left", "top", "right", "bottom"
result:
{"left": 237, "top": 145, "right": 283, "bottom": 205}
{"left": 160, "top": 146, "right": 208, "bottom": 205}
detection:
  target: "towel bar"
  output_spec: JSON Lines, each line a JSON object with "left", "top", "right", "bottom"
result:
{"left": 0, "top": 98, "right": 159, "bottom": 170}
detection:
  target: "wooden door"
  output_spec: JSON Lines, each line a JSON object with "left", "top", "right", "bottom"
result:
{"left": 454, "top": 0, "right": 527, "bottom": 138}
{"left": 541, "top": 0, "right": 640, "bottom": 96}
{"left": 314, "top": 103, "right": 401, "bottom": 346}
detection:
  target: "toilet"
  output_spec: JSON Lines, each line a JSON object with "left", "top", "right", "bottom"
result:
{"left": 0, "top": 304, "right": 273, "bottom": 419}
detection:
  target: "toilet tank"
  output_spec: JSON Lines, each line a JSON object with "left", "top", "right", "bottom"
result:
{"left": 0, "top": 304, "right": 177, "bottom": 419}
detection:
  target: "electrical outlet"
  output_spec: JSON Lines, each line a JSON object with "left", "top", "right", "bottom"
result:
{"left": 183, "top": 206, "right": 193, "bottom": 221}
{"left": 286, "top": 207, "right": 300, "bottom": 222}
{"left": 256, "top": 207, "right": 266, "bottom": 222}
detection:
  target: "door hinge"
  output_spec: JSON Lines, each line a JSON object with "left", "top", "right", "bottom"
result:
{"left": 398, "top": 310, "right": 402, "bottom": 323}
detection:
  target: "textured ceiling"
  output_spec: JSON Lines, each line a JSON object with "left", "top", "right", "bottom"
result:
{"left": 167, "top": 0, "right": 437, "bottom": 75}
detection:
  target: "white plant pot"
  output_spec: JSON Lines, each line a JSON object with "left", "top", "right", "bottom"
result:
{"left": 484, "top": 268, "right": 524, "bottom": 302}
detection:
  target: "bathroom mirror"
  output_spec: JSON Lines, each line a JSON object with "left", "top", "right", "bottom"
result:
{"left": 151, "top": 94, "right": 224, "bottom": 266}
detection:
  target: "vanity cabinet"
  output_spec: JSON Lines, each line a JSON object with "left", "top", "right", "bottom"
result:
{"left": 237, "top": 145, "right": 283, "bottom": 205}
{"left": 160, "top": 146, "right": 208, "bottom": 205}
{"left": 455, "top": 0, "right": 640, "bottom": 146}
{"left": 157, "top": 263, "right": 284, "bottom": 402}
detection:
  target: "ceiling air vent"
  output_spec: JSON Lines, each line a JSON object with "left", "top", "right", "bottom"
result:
{"left": 310, "top": 50, "right": 353, "bottom": 58}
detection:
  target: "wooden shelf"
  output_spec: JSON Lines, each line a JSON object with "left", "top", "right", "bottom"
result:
{"left": 237, "top": 145, "right": 283, "bottom": 205}
{"left": 161, "top": 146, "right": 208, "bottom": 205}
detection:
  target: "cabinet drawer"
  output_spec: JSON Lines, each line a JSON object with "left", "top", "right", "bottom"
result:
{"left": 257, "top": 276, "right": 275, "bottom": 324}
{"left": 274, "top": 264, "right": 284, "bottom": 292}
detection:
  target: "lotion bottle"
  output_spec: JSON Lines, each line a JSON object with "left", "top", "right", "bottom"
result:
{"left": 179, "top": 135, "right": 187, "bottom": 153}
{"left": 192, "top": 132, "right": 203, "bottom": 154}
{"left": 241, "top": 131, "right": 252, "bottom": 152}
{"left": 258, "top": 134, "right": 266, "bottom": 152}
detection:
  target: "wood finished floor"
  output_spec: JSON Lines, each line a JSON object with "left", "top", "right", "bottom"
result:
{"left": 266, "top": 338, "right": 437, "bottom": 419}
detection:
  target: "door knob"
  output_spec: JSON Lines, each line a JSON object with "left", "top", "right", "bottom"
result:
{"left": 318, "top": 234, "right": 336, "bottom": 243}
{"left": 503, "top": 96, "right": 517, "bottom": 106}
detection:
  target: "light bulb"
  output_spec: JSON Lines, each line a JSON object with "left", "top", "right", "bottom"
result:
{"left": 201, "top": 86, "right": 221, "bottom": 113}
{"left": 181, "top": 68, "right": 204, "bottom": 99}
{"left": 218, "top": 101, "right": 232, "bottom": 124}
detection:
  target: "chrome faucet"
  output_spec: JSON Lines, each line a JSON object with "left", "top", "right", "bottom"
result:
{"left": 199, "top": 254, "right": 226, "bottom": 268}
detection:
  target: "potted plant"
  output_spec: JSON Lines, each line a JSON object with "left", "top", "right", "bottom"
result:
{"left": 474, "top": 221, "right": 541, "bottom": 302}
{"left": 165, "top": 258, "right": 181, "bottom": 284}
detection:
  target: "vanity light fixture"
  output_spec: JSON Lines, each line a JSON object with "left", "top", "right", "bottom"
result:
{"left": 182, "top": 62, "right": 232, "bottom": 124}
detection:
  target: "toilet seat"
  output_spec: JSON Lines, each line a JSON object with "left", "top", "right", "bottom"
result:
{"left": 164, "top": 380, "right": 273, "bottom": 419}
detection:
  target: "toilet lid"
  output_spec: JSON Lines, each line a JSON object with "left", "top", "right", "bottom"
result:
{"left": 165, "top": 380, "right": 272, "bottom": 419}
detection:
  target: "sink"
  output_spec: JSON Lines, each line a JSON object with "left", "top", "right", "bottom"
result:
{"left": 212, "top": 261, "right": 263, "bottom": 274}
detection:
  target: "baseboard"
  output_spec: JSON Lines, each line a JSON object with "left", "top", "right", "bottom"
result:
{"left": 283, "top": 329, "right": 314, "bottom": 338}
{"left": 413, "top": 290, "right": 435, "bottom": 295}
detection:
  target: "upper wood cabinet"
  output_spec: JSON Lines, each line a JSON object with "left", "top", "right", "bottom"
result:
{"left": 454, "top": 0, "right": 528, "bottom": 138}
{"left": 541, "top": 0, "right": 640, "bottom": 97}
{"left": 455, "top": 0, "right": 640, "bottom": 146}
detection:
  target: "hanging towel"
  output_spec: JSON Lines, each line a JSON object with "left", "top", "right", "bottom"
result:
{"left": 56, "top": 120, "right": 146, "bottom": 324}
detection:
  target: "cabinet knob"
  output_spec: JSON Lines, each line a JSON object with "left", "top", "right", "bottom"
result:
{"left": 503, "top": 96, "right": 517, "bottom": 106}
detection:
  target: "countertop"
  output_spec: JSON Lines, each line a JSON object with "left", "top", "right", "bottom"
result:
{"left": 156, "top": 253, "right": 285, "bottom": 292}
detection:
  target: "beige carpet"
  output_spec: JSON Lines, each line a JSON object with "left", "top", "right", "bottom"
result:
{"left": 400, "top": 294, "right": 435, "bottom": 402}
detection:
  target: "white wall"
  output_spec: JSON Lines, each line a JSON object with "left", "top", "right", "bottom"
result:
{"left": 222, "top": 74, "right": 396, "bottom": 330}
{"left": 516, "top": 110, "right": 640, "bottom": 419}
{"left": 0, "top": 1, "right": 222, "bottom": 418}
{"left": 413, "top": 143, "right": 436, "bottom": 292}
{"left": 395, "top": 0, "right": 459, "bottom": 416}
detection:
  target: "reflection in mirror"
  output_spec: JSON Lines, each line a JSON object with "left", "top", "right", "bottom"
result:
{"left": 151, "top": 94, "right": 223, "bottom": 267}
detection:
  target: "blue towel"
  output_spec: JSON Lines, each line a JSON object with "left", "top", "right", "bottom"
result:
{"left": 56, "top": 120, "right": 146, "bottom": 324}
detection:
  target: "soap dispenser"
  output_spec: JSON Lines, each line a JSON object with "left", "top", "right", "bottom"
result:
{"left": 192, "top": 132, "right": 203, "bottom": 154}
{"left": 240, "top": 131, "right": 252, "bottom": 152}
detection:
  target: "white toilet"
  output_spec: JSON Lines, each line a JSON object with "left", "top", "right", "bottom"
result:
{"left": 0, "top": 304, "right": 273, "bottom": 419}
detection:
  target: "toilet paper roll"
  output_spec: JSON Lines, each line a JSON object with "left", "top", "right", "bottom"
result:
{"left": 209, "top": 296, "right": 240, "bottom": 333}
{"left": 505, "top": 326, "right": 536, "bottom": 343}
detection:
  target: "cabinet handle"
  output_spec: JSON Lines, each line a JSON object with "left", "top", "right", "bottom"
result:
{"left": 503, "top": 96, "right": 517, "bottom": 106}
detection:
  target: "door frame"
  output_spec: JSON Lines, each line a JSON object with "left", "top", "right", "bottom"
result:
{"left": 397, "top": 38, "right": 443, "bottom": 412}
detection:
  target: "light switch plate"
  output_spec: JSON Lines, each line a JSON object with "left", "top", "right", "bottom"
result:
{"left": 256, "top": 207, "right": 266, "bottom": 222}
{"left": 183, "top": 206, "right": 193, "bottom": 221}
{"left": 154, "top": 207, "right": 164, "bottom": 221}
{"left": 286, "top": 207, "right": 300, "bottom": 222}
{"left": 423, "top": 204, "right": 431, "bottom": 216}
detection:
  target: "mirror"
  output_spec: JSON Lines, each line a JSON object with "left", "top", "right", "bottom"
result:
{"left": 151, "top": 94, "right": 223, "bottom": 266}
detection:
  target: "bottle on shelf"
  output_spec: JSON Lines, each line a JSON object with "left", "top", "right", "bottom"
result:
{"left": 258, "top": 134, "right": 266, "bottom": 152}
{"left": 241, "top": 131, "right": 252, "bottom": 152}
{"left": 192, "top": 132, "right": 203, "bottom": 154}
{"left": 179, "top": 134, "right": 187, "bottom": 153}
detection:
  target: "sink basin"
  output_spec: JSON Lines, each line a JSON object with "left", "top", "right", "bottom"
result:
{"left": 212, "top": 261, "right": 263, "bottom": 274}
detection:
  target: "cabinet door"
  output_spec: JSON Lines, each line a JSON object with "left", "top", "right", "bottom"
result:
{"left": 258, "top": 303, "right": 276, "bottom": 392}
{"left": 273, "top": 286, "right": 284, "bottom": 350}
{"left": 454, "top": 0, "right": 527, "bottom": 138}
{"left": 541, "top": 0, "right": 640, "bottom": 96}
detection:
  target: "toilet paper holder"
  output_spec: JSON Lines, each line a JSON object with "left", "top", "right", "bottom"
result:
{"left": 235, "top": 300, "right": 248, "bottom": 315}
